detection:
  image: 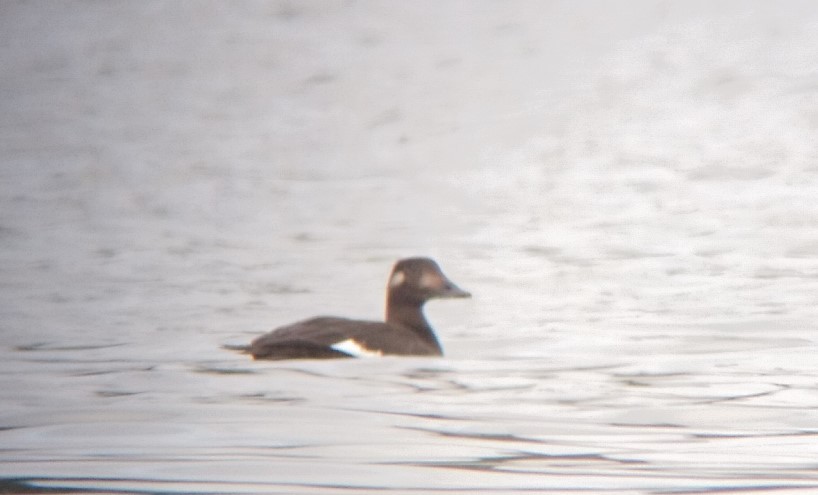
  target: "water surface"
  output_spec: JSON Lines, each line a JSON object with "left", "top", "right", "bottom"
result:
{"left": 2, "top": 1, "right": 818, "bottom": 493}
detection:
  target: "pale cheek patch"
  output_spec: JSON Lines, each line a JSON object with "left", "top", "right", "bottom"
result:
{"left": 330, "top": 339, "right": 383, "bottom": 358}
{"left": 419, "top": 272, "right": 442, "bottom": 290}
{"left": 389, "top": 270, "right": 406, "bottom": 288}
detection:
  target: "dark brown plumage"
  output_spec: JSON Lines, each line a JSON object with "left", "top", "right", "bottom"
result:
{"left": 240, "top": 257, "right": 470, "bottom": 360}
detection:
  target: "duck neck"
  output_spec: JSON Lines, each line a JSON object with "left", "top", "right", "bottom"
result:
{"left": 385, "top": 298, "right": 442, "bottom": 352}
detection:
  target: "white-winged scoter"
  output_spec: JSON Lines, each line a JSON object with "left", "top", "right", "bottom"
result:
{"left": 241, "top": 257, "right": 470, "bottom": 360}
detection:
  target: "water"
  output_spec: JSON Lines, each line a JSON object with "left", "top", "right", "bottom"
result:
{"left": 2, "top": 1, "right": 818, "bottom": 493}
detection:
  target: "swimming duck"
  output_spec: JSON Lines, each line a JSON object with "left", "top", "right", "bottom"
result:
{"left": 240, "top": 257, "right": 470, "bottom": 360}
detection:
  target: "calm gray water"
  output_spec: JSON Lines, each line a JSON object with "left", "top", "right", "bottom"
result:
{"left": 2, "top": 1, "right": 818, "bottom": 493}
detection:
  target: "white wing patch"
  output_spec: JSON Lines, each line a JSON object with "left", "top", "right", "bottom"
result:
{"left": 330, "top": 338, "right": 383, "bottom": 358}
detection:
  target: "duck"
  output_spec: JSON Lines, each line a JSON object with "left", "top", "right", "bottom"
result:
{"left": 237, "top": 257, "right": 470, "bottom": 360}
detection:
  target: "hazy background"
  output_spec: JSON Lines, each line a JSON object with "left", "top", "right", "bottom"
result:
{"left": 2, "top": 1, "right": 818, "bottom": 493}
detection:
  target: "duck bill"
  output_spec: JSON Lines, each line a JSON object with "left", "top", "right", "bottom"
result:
{"left": 438, "top": 280, "right": 471, "bottom": 299}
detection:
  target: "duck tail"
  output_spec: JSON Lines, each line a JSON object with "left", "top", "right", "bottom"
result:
{"left": 222, "top": 343, "right": 251, "bottom": 354}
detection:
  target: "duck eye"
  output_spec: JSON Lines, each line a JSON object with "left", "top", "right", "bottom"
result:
{"left": 389, "top": 270, "right": 406, "bottom": 288}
